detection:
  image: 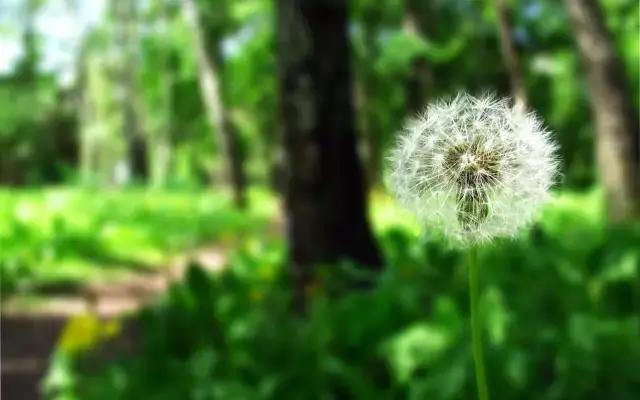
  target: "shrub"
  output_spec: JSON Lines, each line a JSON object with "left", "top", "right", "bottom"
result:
{"left": 53, "top": 193, "right": 640, "bottom": 400}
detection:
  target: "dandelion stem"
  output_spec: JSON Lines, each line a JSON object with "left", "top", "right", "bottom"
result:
{"left": 469, "top": 246, "right": 489, "bottom": 400}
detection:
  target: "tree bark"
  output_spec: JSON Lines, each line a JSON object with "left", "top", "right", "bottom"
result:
{"left": 79, "top": 55, "right": 105, "bottom": 186}
{"left": 151, "top": 3, "right": 176, "bottom": 188}
{"left": 182, "top": 0, "right": 247, "bottom": 208}
{"left": 403, "top": 0, "right": 434, "bottom": 113}
{"left": 359, "top": 8, "right": 383, "bottom": 189}
{"left": 492, "top": 0, "right": 528, "bottom": 111}
{"left": 566, "top": 0, "right": 640, "bottom": 222}
{"left": 115, "top": 0, "right": 147, "bottom": 182}
{"left": 276, "top": 0, "right": 383, "bottom": 312}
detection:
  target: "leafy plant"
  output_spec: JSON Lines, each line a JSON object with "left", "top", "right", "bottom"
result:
{"left": 55, "top": 191, "right": 640, "bottom": 400}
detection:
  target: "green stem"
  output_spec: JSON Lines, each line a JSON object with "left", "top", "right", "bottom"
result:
{"left": 469, "top": 247, "right": 489, "bottom": 400}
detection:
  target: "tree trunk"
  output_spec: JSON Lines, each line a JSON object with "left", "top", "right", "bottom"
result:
{"left": 263, "top": 95, "right": 285, "bottom": 193}
{"left": 359, "top": 9, "right": 383, "bottom": 189}
{"left": 182, "top": 0, "right": 247, "bottom": 208}
{"left": 16, "top": 0, "right": 39, "bottom": 82}
{"left": 266, "top": 129, "right": 286, "bottom": 194}
{"left": 151, "top": 4, "right": 175, "bottom": 188}
{"left": 355, "top": 75, "right": 381, "bottom": 189}
{"left": 403, "top": 0, "right": 434, "bottom": 113}
{"left": 79, "top": 55, "right": 103, "bottom": 186}
{"left": 566, "top": 0, "right": 640, "bottom": 222}
{"left": 492, "top": 0, "right": 528, "bottom": 111}
{"left": 115, "top": 0, "right": 147, "bottom": 182}
{"left": 277, "top": 0, "right": 384, "bottom": 312}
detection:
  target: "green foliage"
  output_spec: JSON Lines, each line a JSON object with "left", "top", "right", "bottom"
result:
{"left": 376, "top": 31, "right": 467, "bottom": 75}
{"left": 1, "top": 0, "right": 638, "bottom": 188}
{"left": 55, "top": 192, "right": 640, "bottom": 400}
{"left": 0, "top": 188, "right": 275, "bottom": 294}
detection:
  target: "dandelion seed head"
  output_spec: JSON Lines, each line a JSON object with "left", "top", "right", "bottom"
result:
{"left": 387, "top": 92, "right": 560, "bottom": 246}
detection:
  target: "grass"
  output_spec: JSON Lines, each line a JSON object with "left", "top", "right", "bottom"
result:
{"left": 39, "top": 187, "right": 640, "bottom": 400}
{"left": 3, "top": 185, "right": 636, "bottom": 398}
{"left": 0, "top": 185, "right": 627, "bottom": 299}
{"left": 0, "top": 187, "right": 277, "bottom": 294}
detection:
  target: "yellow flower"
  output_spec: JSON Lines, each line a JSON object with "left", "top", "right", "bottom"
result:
{"left": 102, "top": 320, "right": 122, "bottom": 338}
{"left": 57, "top": 314, "right": 122, "bottom": 354}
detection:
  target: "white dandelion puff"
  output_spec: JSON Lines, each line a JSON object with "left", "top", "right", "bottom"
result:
{"left": 387, "top": 92, "right": 560, "bottom": 245}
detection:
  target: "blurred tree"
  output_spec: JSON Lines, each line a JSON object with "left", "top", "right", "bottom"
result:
{"left": 402, "top": 0, "right": 434, "bottom": 113}
{"left": 0, "top": 0, "right": 42, "bottom": 184}
{"left": 146, "top": 0, "right": 176, "bottom": 187}
{"left": 181, "top": 0, "right": 247, "bottom": 207}
{"left": 354, "top": 1, "right": 385, "bottom": 188}
{"left": 221, "top": 0, "right": 282, "bottom": 192}
{"left": 0, "top": 0, "right": 72, "bottom": 185}
{"left": 14, "top": 0, "right": 40, "bottom": 83}
{"left": 492, "top": 0, "right": 528, "bottom": 110}
{"left": 1, "top": 0, "right": 637, "bottom": 205}
{"left": 566, "top": 0, "right": 640, "bottom": 221}
{"left": 76, "top": 28, "right": 118, "bottom": 186}
{"left": 277, "top": 0, "right": 383, "bottom": 311}
{"left": 113, "top": 0, "right": 148, "bottom": 182}
{"left": 76, "top": 42, "right": 97, "bottom": 185}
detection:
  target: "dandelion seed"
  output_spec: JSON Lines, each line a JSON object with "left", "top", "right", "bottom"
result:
{"left": 388, "top": 92, "right": 559, "bottom": 245}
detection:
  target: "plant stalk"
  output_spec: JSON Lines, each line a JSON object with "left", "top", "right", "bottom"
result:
{"left": 469, "top": 246, "right": 489, "bottom": 400}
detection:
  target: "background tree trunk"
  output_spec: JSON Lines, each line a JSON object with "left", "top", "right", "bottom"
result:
{"left": 150, "top": 2, "right": 175, "bottom": 188}
{"left": 403, "top": 0, "right": 433, "bottom": 114}
{"left": 566, "top": 0, "right": 640, "bottom": 222}
{"left": 359, "top": 7, "right": 383, "bottom": 189}
{"left": 492, "top": 0, "right": 528, "bottom": 111}
{"left": 182, "top": 0, "right": 247, "bottom": 208}
{"left": 114, "top": 0, "right": 147, "bottom": 183}
{"left": 277, "top": 0, "right": 383, "bottom": 312}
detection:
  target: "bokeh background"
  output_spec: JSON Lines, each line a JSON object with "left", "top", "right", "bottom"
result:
{"left": 0, "top": 0, "right": 639, "bottom": 399}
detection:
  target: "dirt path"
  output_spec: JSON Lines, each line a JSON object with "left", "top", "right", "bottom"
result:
{"left": 0, "top": 245, "right": 231, "bottom": 400}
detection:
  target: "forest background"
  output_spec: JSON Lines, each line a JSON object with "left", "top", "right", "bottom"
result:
{"left": 0, "top": 0, "right": 639, "bottom": 399}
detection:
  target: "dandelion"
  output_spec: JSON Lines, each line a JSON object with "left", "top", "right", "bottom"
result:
{"left": 388, "top": 92, "right": 559, "bottom": 245}
{"left": 387, "top": 92, "right": 559, "bottom": 400}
